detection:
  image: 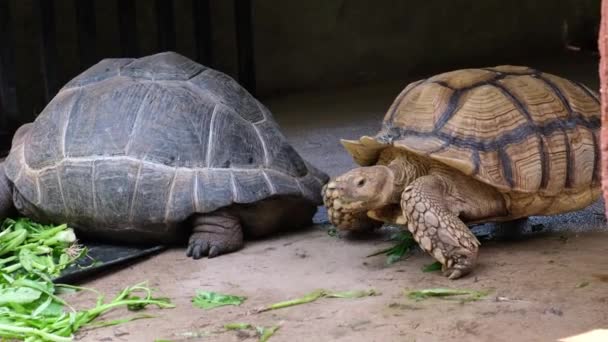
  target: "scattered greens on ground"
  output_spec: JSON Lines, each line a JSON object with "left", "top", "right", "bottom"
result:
{"left": 406, "top": 288, "right": 488, "bottom": 302}
{"left": 223, "top": 323, "right": 280, "bottom": 342}
{"left": 576, "top": 281, "right": 590, "bottom": 288}
{"left": 256, "top": 289, "right": 378, "bottom": 313}
{"left": 367, "top": 231, "right": 417, "bottom": 265}
{"left": 257, "top": 325, "right": 280, "bottom": 342}
{"left": 324, "top": 289, "right": 378, "bottom": 299}
{"left": 0, "top": 217, "right": 174, "bottom": 342}
{"left": 326, "top": 227, "right": 339, "bottom": 237}
{"left": 192, "top": 290, "right": 247, "bottom": 310}
{"left": 422, "top": 261, "right": 442, "bottom": 273}
{"left": 224, "top": 322, "right": 253, "bottom": 330}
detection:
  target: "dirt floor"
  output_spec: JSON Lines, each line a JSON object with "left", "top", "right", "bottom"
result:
{"left": 71, "top": 55, "right": 608, "bottom": 342}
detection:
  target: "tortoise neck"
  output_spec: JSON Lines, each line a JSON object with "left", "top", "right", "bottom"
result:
{"left": 384, "top": 150, "right": 429, "bottom": 202}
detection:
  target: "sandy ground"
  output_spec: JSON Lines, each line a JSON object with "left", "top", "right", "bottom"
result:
{"left": 71, "top": 55, "right": 608, "bottom": 342}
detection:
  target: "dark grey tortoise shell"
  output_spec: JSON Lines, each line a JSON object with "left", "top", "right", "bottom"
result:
{"left": 4, "top": 52, "right": 328, "bottom": 234}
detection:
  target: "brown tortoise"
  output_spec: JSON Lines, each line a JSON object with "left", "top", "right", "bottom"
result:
{"left": 323, "top": 65, "right": 601, "bottom": 279}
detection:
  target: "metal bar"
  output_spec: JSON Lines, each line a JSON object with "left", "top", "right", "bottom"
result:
{"left": 599, "top": 0, "right": 608, "bottom": 215}
{"left": 155, "top": 0, "right": 176, "bottom": 51}
{"left": 0, "top": 0, "right": 18, "bottom": 120}
{"left": 117, "top": 0, "right": 139, "bottom": 57}
{"left": 234, "top": 0, "right": 256, "bottom": 95}
{"left": 192, "top": 0, "right": 213, "bottom": 66}
{"left": 75, "top": 0, "right": 97, "bottom": 70}
{"left": 37, "top": 0, "right": 60, "bottom": 103}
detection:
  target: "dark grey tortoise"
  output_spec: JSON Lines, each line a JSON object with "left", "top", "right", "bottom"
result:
{"left": 0, "top": 51, "right": 329, "bottom": 259}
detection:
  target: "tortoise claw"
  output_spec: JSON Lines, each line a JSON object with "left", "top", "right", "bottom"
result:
{"left": 208, "top": 245, "right": 220, "bottom": 258}
{"left": 186, "top": 239, "right": 210, "bottom": 260}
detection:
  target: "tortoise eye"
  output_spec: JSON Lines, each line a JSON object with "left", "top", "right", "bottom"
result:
{"left": 356, "top": 178, "right": 366, "bottom": 187}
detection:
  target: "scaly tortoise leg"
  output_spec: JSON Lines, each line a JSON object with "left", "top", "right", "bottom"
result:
{"left": 0, "top": 162, "right": 14, "bottom": 220}
{"left": 401, "top": 175, "right": 483, "bottom": 280}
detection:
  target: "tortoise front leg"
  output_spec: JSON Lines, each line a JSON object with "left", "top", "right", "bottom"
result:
{"left": 0, "top": 162, "right": 14, "bottom": 220}
{"left": 186, "top": 212, "right": 244, "bottom": 259}
{"left": 400, "top": 174, "right": 507, "bottom": 279}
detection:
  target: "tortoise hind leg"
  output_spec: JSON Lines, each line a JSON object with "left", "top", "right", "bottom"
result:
{"left": 186, "top": 196, "right": 318, "bottom": 259}
{"left": 237, "top": 196, "right": 317, "bottom": 238}
{"left": 186, "top": 212, "right": 244, "bottom": 259}
{"left": 401, "top": 173, "right": 508, "bottom": 279}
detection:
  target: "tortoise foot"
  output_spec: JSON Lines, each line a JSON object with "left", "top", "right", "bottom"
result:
{"left": 441, "top": 249, "right": 477, "bottom": 280}
{"left": 186, "top": 213, "right": 244, "bottom": 259}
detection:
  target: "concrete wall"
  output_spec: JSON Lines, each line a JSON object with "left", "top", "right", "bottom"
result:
{"left": 249, "top": 0, "right": 598, "bottom": 97}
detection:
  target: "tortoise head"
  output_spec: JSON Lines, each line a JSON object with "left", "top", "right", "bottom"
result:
{"left": 322, "top": 165, "right": 394, "bottom": 231}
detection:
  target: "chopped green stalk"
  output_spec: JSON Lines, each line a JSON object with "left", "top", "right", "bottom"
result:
{"left": 30, "top": 224, "right": 68, "bottom": 241}
{"left": 1, "top": 263, "right": 22, "bottom": 273}
{"left": 224, "top": 322, "right": 253, "bottom": 330}
{"left": 0, "top": 323, "right": 73, "bottom": 342}
{"left": 42, "top": 230, "right": 76, "bottom": 246}
{"left": 406, "top": 288, "right": 488, "bottom": 302}
{"left": 325, "top": 289, "right": 378, "bottom": 298}
{"left": 256, "top": 288, "right": 379, "bottom": 313}
{"left": 0, "top": 256, "right": 17, "bottom": 265}
{"left": 192, "top": 291, "right": 246, "bottom": 310}
{"left": 256, "top": 290, "right": 325, "bottom": 313}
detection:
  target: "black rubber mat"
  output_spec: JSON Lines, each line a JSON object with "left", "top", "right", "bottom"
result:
{"left": 54, "top": 242, "right": 166, "bottom": 284}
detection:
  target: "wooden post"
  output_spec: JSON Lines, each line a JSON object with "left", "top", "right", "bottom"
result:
{"left": 600, "top": 0, "right": 608, "bottom": 215}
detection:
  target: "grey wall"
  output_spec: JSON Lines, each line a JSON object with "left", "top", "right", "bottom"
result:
{"left": 247, "top": 0, "right": 599, "bottom": 97}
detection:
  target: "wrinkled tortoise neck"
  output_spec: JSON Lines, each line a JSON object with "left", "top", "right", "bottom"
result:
{"left": 0, "top": 162, "right": 15, "bottom": 220}
{"left": 385, "top": 152, "right": 430, "bottom": 202}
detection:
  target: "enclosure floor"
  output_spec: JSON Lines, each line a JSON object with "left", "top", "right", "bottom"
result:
{"left": 71, "top": 55, "right": 608, "bottom": 342}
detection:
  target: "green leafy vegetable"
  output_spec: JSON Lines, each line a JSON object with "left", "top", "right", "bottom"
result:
{"left": 367, "top": 231, "right": 417, "bottom": 265}
{"left": 0, "top": 218, "right": 85, "bottom": 279}
{"left": 192, "top": 291, "right": 246, "bottom": 310}
{"left": 422, "top": 261, "right": 442, "bottom": 273}
{"left": 0, "top": 217, "right": 175, "bottom": 341}
{"left": 406, "top": 288, "right": 488, "bottom": 302}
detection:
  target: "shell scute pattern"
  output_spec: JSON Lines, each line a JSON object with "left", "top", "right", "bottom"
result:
{"left": 380, "top": 66, "right": 600, "bottom": 194}
{"left": 6, "top": 52, "right": 328, "bottom": 231}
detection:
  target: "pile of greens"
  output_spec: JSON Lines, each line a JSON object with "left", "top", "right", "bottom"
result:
{"left": 0, "top": 218, "right": 174, "bottom": 342}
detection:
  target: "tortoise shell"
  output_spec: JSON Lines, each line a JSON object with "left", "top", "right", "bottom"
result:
{"left": 342, "top": 66, "right": 600, "bottom": 195}
{"left": 4, "top": 52, "right": 328, "bottom": 230}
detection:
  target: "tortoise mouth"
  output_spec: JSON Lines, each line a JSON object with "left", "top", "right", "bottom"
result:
{"left": 322, "top": 182, "right": 367, "bottom": 211}
{"left": 322, "top": 181, "right": 375, "bottom": 231}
